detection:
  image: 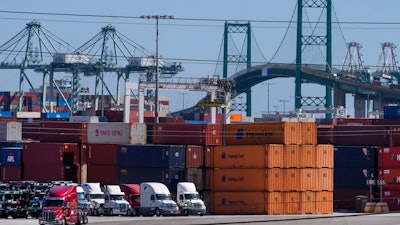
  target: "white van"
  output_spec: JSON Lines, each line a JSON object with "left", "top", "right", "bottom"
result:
{"left": 139, "top": 182, "right": 179, "bottom": 216}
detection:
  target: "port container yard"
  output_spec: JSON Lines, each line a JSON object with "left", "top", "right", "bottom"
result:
{"left": 1, "top": 112, "right": 400, "bottom": 216}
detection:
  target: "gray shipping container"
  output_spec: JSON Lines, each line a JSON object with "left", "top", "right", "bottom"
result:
{"left": 0, "top": 122, "right": 22, "bottom": 141}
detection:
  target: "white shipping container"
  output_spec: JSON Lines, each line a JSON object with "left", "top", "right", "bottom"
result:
{"left": 16, "top": 111, "right": 41, "bottom": 118}
{"left": 128, "top": 56, "right": 164, "bottom": 67}
{"left": 53, "top": 53, "right": 90, "bottom": 64}
{"left": 87, "top": 122, "right": 146, "bottom": 144}
{"left": 0, "top": 121, "right": 22, "bottom": 141}
{"left": 70, "top": 116, "right": 99, "bottom": 123}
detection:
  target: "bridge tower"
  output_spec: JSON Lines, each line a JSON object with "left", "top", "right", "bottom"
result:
{"left": 296, "top": 0, "right": 332, "bottom": 117}
{"left": 223, "top": 22, "right": 252, "bottom": 116}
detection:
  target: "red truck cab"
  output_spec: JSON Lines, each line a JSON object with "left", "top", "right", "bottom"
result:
{"left": 119, "top": 184, "right": 140, "bottom": 216}
{"left": 39, "top": 185, "right": 88, "bottom": 225}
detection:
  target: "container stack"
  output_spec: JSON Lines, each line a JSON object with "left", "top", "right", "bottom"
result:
{"left": 116, "top": 144, "right": 186, "bottom": 191}
{"left": 378, "top": 146, "right": 400, "bottom": 211}
{"left": 205, "top": 121, "right": 333, "bottom": 215}
{"left": 0, "top": 122, "right": 24, "bottom": 182}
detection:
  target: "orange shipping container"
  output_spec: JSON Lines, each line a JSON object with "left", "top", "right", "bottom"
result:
{"left": 210, "top": 168, "right": 265, "bottom": 191}
{"left": 300, "top": 191, "right": 316, "bottom": 214}
{"left": 317, "top": 168, "right": 333, "bottom": 191}
{"left": 284, "top": 145, "right": 301, "bottom": 168}
{"left": 300, "top": 145, "right": 316, "bottom": 168}
{"left": 210, "top": 192, "right": 266, "bottom": 215}
{"left": 284, "top": 169, "right": 317, "bottom": 191}
{"left": 315, "top": 144, "right": 334, "bottom": 168}
{"left": 224, "top": 122, "right": 301, "bottom": 145}
{"left": 204, "top": 146, "right": 212, "bottom": 168}
{"left": 266, "top": 144, "right": 284, "bottom": 168}
{"left": 230, "top": 113, "right": 242, "bottom": 122}
{"left": 211, "top": 145, "right": 266, "bottom": 168}
{"left": 284, "top": 191, "right": 301, "bottom": 214}
{"left": 284, "top": 169, "right": 301, "bottom": 191}
{"left": 265, "top": 168, "right": 284, "bottom": 191}
{"left": 300, "top": 122, "right": 317, "bottom": 145}
{"left": 315, "top": 191, "right": 333, "bottom": 214}
{"left": 265, "top": 192, "right": 284, "bottom": 215}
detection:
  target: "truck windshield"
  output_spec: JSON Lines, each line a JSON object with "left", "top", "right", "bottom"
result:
{"left": 156, "top": 194, "right": 172, "bottom": 200}
{"left": 184, "top": 193, "right": 200, "bottom": 200}
{"left": 44, "top": 200, "right": 64, "bottom": 207}
{"left": 110, "top": 195, "right": 125, "bottom": 201}
{"left": 90, "top": 194, "right": 105, "bottom": 199}
{"left": 77, "top": 192, "right": 87, "bottom": 201}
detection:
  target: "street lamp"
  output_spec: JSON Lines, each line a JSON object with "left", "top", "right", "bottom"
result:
{"left": 262, "top": 82, "right": 275, "bottom": 114}
{"left": 279, "top": 99, "right": 289, "bottom": 114}
{"left": 141, "top": 15, "right": 175, "bottom": 123}
{"left": 179, "top": 92, "right": 188, "bottom": 110}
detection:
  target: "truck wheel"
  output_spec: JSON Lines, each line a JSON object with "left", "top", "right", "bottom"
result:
{"left": 133, "top": 209, "right": 138, "bottom": 216}
{"left": 83, "top": 214, "right": 88, "bottom": 224}
{"left": 155, "top": 209, "right": 161, "bottom": 217}
{"left": 75, "top": 214, "right": 82, "bottom": 225}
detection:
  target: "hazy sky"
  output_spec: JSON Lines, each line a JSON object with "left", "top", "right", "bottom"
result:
{"left": 1, "top": 0, "right": 400, "bottom": 117}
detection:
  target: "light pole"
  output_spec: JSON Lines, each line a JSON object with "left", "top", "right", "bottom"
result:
{"left": 273, "top": 105, "right": 279, "bottom": 113}
{"left": 262, "top": 82, "right": 275, "bottom": 114}
{"left": 141, "top": 15, "right": 174, "bottom": 123}
{"left": 279, "top": 99, "right": 289, "bottom": 114}
{"left": 179, "top": 93, "right": 188, "bottom": 110}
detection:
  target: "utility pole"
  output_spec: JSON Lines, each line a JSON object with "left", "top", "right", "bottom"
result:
{"left": 263, "top": 82, "right": 275, "bottom": 114}
{"left": 179, "top": 92, "right": 188, "bottom": 110}
{"left": 141, "top": 15, "right": 174, "bottom": 123}
{"left": 280, "top": 99, "right": 289, "bottom": 114}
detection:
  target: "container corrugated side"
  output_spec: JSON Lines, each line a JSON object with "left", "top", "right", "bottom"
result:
{"left": 284, "top": 145, "right": 301, "bottom": 168}
{"left": 317, "top": 125, "right": 334, "bottom": 144}
{"left": 266, "top": 144, "right": 284, "bottom": 168}
{"left": 283, "top": 192, "right": 301, "bottom": 214}
{"left": 300, "top": 191, "right": 316, "bottom": 214}
{"left": 1, "top": 166, "right": 22, "bottom": 182}
{"left": 315, "top": 191, "right": 333, "bottom": 214}
{"left": 265, "top": 192, "right": 284, "bottom": 215}
{"left": 23, "top": 142, "right": 80, "bottom": 164}
{"left": 86, "top": 164, "right": 117, "bottom": 185}
{"left": 382, "top": 189, "right": 400, "bottom": 211}
{"left": 300, "top": 145, "right": 316, "bottom": 168}
{"left": 87, "top": 144, "right": 118, "bottom": 165}
{"left": 210, "top": 168, "right": 265, "bottom": 191}
{"left": 211, "top": 145, "right": 266, "bottom": 168}
{"left": 117, "top": 144, "right": 185, "bottom": 168}
{"left": 185, "top": 168, "right": 205, "bottom": 191}
{"left": 390, "top": 125, "right": 400, "bottom": 146}
{"left": 378, "top": 169, "right": 400, "bottom": 190}
{"left": 87, "top": 122, "right": 146, "bottom": 144}
{"left": 0, "top": 121, "right": 22, "bottom": 141}
{"left": 300, "top": 122, "right": 317, "bottom": 145}
{"left": 317, "top": 168, "right": 333, "bottom": 191}
{"left": 265, "top": 168, "right": 284, "bottom": 191}
{"left": 315, "top": 144, "right": 334, "bottom": 168}
{"left": 224, "top": 122, "right": 301, "bottom": 146}
{"left": 335, "top": 167, "right": 374, "bottom": 189}
{"left": 334, "top": 146, "right": 376, "bottom": 168}
{"left": 210, "top": 192, "right": 266, "bottom": 215}
{"left": 153, "top": 123, "right": 222, "bottom": 145}
{"left": 185, "top": 145, "right": 204, "bottom": 168}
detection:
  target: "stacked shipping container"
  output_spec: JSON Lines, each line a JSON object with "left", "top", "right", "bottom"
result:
{"left": 378, "top": 146, "right": 400, "bottom": 211}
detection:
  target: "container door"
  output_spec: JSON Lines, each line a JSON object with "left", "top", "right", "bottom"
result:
{"left": 64, "top": 152, "right": 78, "bottom": 182}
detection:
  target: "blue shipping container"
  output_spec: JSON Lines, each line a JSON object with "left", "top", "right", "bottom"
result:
{"left": 334, "top": 167, "right": 376, "bottom": 189}
{"left": 334, "top": 146, "right": 377, "bottom": 169}
{"left": 41, "top": 112, "right": 70, "bottom": 119}
{"left": 0, "top": 111, "right": 13, "bottom": 117}
{"left": 1, "top": 147, "right": 22, "bottom": 166}
{"left": 384, "top": 105, "right": 400, "bottom": 119}
{"left": 117, "top": 167, "right": 184, "bottom": 191}
{"left": 117, "top": 144, "right": 185, "bottom": 168}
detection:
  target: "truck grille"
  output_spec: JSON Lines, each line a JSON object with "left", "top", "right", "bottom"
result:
{"left": 193, "top": 202, "right": 203, "bottom": 209}
{"left": 166, "top": 203, "right": 176, "bottom": 210}
{"left": 42, "top": 210, "right": 55, "bottom": 221}
{"left": 119, "top": 204, "right": 127, "bottom": 210}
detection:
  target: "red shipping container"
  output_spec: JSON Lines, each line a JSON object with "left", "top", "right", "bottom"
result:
{"left": 23, "top": 142, "right": 80, "bottom": 164}
{"left": 204, "top": 146, "right": 212, "bottom": 168}
{"left": 383, "top": 189, "right": 400, "bottom": 212}
{"left": 1, "top": 166, "right": 22, "bottom": 182}
{"left": 390, "top": 126, "right": 400, "bottom": 146}
{"left": 372, "top": 119, "right": 400, "bottom": 126}
{"left": 317, "top": 125, "right": 334, "bottom": 144}
{"left": 333, "top": 125, "right": 390, "bottom": 146}
{"left": 86, "top": 144, "right": 118, "bottom": 165}
{"left": 378, "top": 146, "right": 400, "bottom": 169}
{"left": 185, "top": 145, "right": 204, "bottom": 168}
{"left": 23, "top": 162, "right": 80, "bottom": 183}
{"left": 22, "top": 122, "right": 41, "bottom": 140}
{"left": 39, "top": 121, "right": 88, "bottom": 143}
{"left": 153, "top": 123, "right": 222, "bottom": 146}
{"left": 86, "top": 164, "right": 117, "bottom": 185}
{"left": 379, "top": 169, "right": 400, "bottom": 190}
{"left": 335, "top": 118, "right": 372, "bottom": 126}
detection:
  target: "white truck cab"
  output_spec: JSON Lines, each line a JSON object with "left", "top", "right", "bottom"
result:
{"left": 139, "top": 182, "right": 179, "bottom": 216}
{"left": 103, "top": 185, "right": 131, "bottom": 216}
{"left": 177, "top": 182, "right": 206, "bottom": 216}
{"left": 81, "top": 183, "right": 105, "bottom": 216}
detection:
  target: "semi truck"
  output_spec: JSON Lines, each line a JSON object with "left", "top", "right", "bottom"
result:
{"left": 119, "top": 184, "right": 140, "bottom": 216}
{"left": 176, "top": 182, "right": 206, "bottom": 216}
{"left": 80, "top": 183, "right": 105, "bottom": 216}
{"left": 139, "top": 182, "right": 179, "bottom": 216}
{"left": 103, "top": 185, "right": 131, "bottom": 216}
{"left": 39, "top": 185, "right": 88, "bottom": 225}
